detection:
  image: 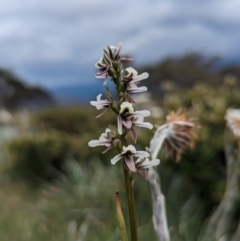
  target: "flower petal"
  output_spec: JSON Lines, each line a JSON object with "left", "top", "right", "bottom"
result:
{"left": 125, "top": 67, "right": 138, "bottom": 77}
{"left": 134, "top": 150, "right": 150, "bottom": 158}
{"left": 118, "top": 116, "right": 123, "bottom": 134}
{"left": 134, "top": 121, "right": 153, "bottom": 129}
{"left": 139, "top": 159, "right": 160, "bottom": 169}
{"left": 132, "top": 72, "right": 149, "bottom": 83}
{"left": 130, "top": 128, "right": 137, "bottom": 143}
{"left": 127, "top": 85, "right": 148, "bottom": 93}
{"left": 114, "top": 42, "right": 122, "bottom": 59}
{"left": 124, "top": 156, "right": 136, "bottom": 172}
{"left": 111, "top": 154, "right": 123, "bottom": 165}
{"left": 88, "top": 140, "right": 111, "bottom": 147}
{"left": 90, "top": 100, "right": 110, "bottom": 110}
{"left": 138, "top": 170, "right": 148, "bottom": 180}
{"left": 122, "top": 145, "right": 136, "bottom": 154}
{"left": 95, "top": 71, "right": 108, "bottom": 79}
{"left": 119, "top": 102, "right": 134, "bottom": 114}
{"left": 132, "top": 110, "right": 151, "bottom": 118}
{"left": 102, "top": 145, "right": 114, "bottom": 154}
{"left": 126, "top": 94, "right": 137, "bottom": 104}
{"left": 122, "top": 119, "right": 132, "bottom": 129}
{"left": 96, "top": 107, "right": 111, "bottom": 118}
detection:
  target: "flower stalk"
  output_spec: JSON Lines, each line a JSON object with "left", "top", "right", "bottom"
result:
{"left": 121, "top": 130, "right": 138, "bottom": 241}
{"left": 89, "top": 42, "right": 160, "bottom": 241}
{"left": 123, "top": 166, "right": 138, "bottom": 241}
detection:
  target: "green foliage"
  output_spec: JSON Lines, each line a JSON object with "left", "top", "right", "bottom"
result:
{"left": 2, "top": 53, "right": 240, "bottom": 240}
{"left": 7, "top": 107, "right": 121, "bottom": 182}
{"left": 0, "top": 161, "right": 156, "bottom": 241}
{"left": 31, "top": 106, "right": 116, "bottom": 135}
{"left": 6, "top": 78, "right": 240, "bottom": 239}
{"left": 30, "top": 106, "right": 122, "bottom": 163}
{"left": 141, "top": 77, "right": 240, "bottom": 237}
{"left": 7, "top": 132, "right": 80, "bottom": 181}
{"left": 140, "top": 53, "right": 240, "bottom": 92}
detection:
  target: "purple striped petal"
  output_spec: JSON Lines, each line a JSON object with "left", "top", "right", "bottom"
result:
{"left": 95, "top": 72, "right": 107, "bottom": 79}
{"left": 124, "top": 156, "right": 136, "bottom": 172}
{"left": 130, "top": 128, "right": 137, "bottom": 143}
{"left": 102, "top": 145, "right": 114, "bottom": 154}
{"left": 122, "top": 119, "right": 132, "bottom": 129}
{"left": 114, "top": 42, "right": 122, "bottom": 59}
{"left": 127, "top": 94, "right": 137, "bottom": 104}
{"left": 138, "top": 170, "right": 148, "bottom": 180}
{"left": 120, "top": 57, "right": 134, "bottom": 61}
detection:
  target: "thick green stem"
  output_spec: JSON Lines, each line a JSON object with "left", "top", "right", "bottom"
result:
{"left": 122, "top": 132, "right": 138, "bottom": 241}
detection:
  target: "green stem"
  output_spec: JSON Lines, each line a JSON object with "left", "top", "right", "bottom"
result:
{"left": 116, "top": 71, "right": 138, "bottom": 240}
{"left": 123, "top": 166, "right": 138, "bottom": 241}
{"left": 121, "top": 132, "right": 138, "bottom": 241}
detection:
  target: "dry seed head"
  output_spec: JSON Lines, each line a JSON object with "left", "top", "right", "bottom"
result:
{"left": 225, "top": 108, "right": 240, "bottom": 138}
{"left": 150, "top": 110, "right": 197, "bottom": 161}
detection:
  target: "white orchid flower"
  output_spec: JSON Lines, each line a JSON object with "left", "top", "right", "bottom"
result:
{"left": 111, "top": 145, "right": 150, "bottom": 172}
{"left": 88, "top": 128, "right": 115, "bottom": 153}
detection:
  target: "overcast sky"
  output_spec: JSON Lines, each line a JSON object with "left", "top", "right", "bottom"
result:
{"left": 0, "top": 0, "right": 239, "bottom": 88}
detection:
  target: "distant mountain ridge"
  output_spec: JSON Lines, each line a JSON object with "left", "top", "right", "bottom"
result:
{"left": 1, "top": 52, "right": 240, "bottom": 108}
{"left": 0, "top": 68, "right": 54, "bottom": 110}
{"left": 49, "top": 53, "right": 240, "bottom": 104}
{"left": 49, "top": 82, "right": 115, "bottom": 104}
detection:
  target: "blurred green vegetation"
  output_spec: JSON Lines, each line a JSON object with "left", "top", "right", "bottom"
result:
{"left": 7, "top": 132, "right": 80, "bottom": 181}
{"left": 161, "top": 78, "right": 240, "bottom": 204}
{"left": 1, "top": 54, "right": 240, "bottom": 240}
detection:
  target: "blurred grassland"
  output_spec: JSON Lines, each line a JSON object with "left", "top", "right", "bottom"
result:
{"left": 0, "top": 75, "right": 240, "bottom": 240}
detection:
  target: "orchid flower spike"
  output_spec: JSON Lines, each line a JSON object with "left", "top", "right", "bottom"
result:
{"left": 95, "top": 42, "right": 132, "bottom": 82}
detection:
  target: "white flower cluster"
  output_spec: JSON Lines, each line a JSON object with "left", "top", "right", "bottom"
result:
{"left": 111, "top": 145, "right": 159, "bottom": 179}
{"left": 88, "top": 42, "right": 160, "bottom": 179}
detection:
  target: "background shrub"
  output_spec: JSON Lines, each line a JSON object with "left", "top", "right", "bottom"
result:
{"left": 7, "top": 132, "right": 80, "bottom": 181}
